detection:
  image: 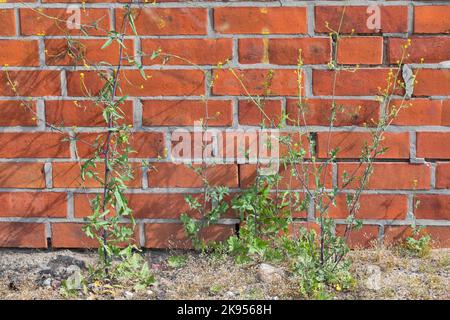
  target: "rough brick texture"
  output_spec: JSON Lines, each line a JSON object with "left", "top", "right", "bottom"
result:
{"left": 0, "top": 1, "right": 448, "bottom": 249}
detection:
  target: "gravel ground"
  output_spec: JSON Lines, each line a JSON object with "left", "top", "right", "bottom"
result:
{"left": 0, "top": 248, "right": 448, "bottom": 300}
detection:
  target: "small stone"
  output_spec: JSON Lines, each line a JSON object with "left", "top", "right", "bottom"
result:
{"left": 124, "top": 291, "right": 134, "bottom": 299}
{"left": 42, "top": 278, "right": 52, "bottom": 287}
{"left": 226, "top": 291, "right": 235, "bottom": 297}
{"left": 257, "top": 263, "right": 285, "bottom": 284}
{"left": 65, "top": 265, "right": 83, "bottom": 290}
{"left": 365, "top": 265, "right": 382, "bottom": 291}
{"left": 147, "top": 290, "right": 154, "bottom": 296}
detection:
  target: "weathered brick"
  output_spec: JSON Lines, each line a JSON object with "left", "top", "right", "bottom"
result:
{"left": 0, "top": 40, "right": 39, "bottom": 66}
{"left": 0, "top": 100, "right": 37, "bottom": 127}
{"left": 286, "top": 99, "right": 379, "bottom": 127}
{"left": 52, "top": 162, "right": 142, "bottom": 188}
{"left": 148, "top": 163, "right": 239, "bottom": 188}
{"left": 317, "top": 132, "right": 410, "bottom": 159}
{"left": 0, "top": 163, "right": 45, "bottom": 188}
{"left": 45, "top": 100, "right": 133, "bottom": 127}
{"left": 414, "top": 6, "right": 450, "bottom": 34}
{"left": 315, "top": 6, "right": 408, "bottom": 34}
{"left": 390, "top": 99, "right": 444, "bottom": 126}
{"left": 141, "top": 39, "right": 232, "bottom": 65}
{"left": 74, "top": 192, "right": 205, "bottom": 219}
{"left": 313, "top": 69, "right": 404, "bottom": 96}
{"left": 413, "top": 69, "right": 450, "bottom": 96}
{"left": 144, "top": 223, "right": 234, "bottom": 249}
{"left": 0, "top": 223, "right": 46, "bottom": 248}
{"left": 0, "top": 10, "right": 16, "bottom": 36}
{"left": 142, "top": 100, "right": 232, "bottom": 127}
{"left": 337, "top": 37, "right": 383, "bottom": 65}
{"left": 20, "top": 8, "right": 110, "bottom": 36}
{"left": 75, "top": 132, "right": 165, "bottom": 159}
{"left": 238, "top": 38, "right": 331, "bottom": 65}
{"left": 116, "top": 8, "right": 207, "bottom": 35}
{"left": 212, "top": 69, "right": 301, "bottom": 96}
{"left": 214, "top": 7, "right": 307, "bottom": 34}
{"left": 436, "top": 162, "right": 450, "bottom": 189}
{"left": 336, "top": 225, "right": 380, "bottom": 249}
{"left": 0, "top": 192, "right": 66, "bottom": 218}
{"left": 416, "top": 132, "right": 450, "bottom": 159}
{"left": 0, "top": 133, "right": 70, "bottom": 158}
{"left": 338, "top": 163, "right": 431, "bottom": 190}
{"left": 239, "top": 163, "right": 333, "bottom": 190}
{"left": 45, "top": 39, "right": 134, "bottom": 66}
{"left": 238, "top": 99, "right": 282, "bottom": 126}
{"left": 389, "top": 37, "right": 450, "bottom": 64}
{"left": 0, "top": 71, "right": 61, "bottom": 96}
{"left": 328, "top": 194, "right": 408, "bottom": 220}
{"left": 414, "top": 194, "right": 450, "bottom": 220}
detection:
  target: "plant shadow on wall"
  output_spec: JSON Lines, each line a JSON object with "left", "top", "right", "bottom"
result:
{"left": 2, "top": 3, "right": 433, "bottom": 299}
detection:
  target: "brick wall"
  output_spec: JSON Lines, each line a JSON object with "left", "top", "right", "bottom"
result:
{"left": 0, "top": 0, "right": 449, "bottom": 249}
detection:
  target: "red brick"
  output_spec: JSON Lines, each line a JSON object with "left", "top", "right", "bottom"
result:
{"left": 0, "top": 100, "right": 37, "bottom": 127}
{"left": 278, "top": 132, "right": 311, "bottom": 159}
{"left": 148, "top": 163, "right": 238, "bottom": 188}
{"left": 0, "top": 133, "right": 70, "bottom": 158}
{"left": 74, "top": 192, "right": 205, "bottom": 219}
{"left": 289, "top": 222, "right": 321, "bottom": 238}
{"left": 0, "top": 163, "right": 45, "bottom": 188}
{"left": 45, "top": 39, "right": 134, "bottom": 66}
{"left": 52, "top": 223, "right": 99, "bottom": 248}
{"left": 390, "top": 99, "right": 444, "bottom": 126}
{"left": 238, "top": 99, "right": 282, "bottom": 126}
{"left": 315, "top": 6, "right": 408, "bottom": 34}
{"left": 0, "top": 40, "right": 39, "bottom": 66}
{"left": 20, "top": 8, "right": 110, "bottom": 36}
{"left": 142, "top": 100, "right": 232, "bottom": 127}
{"left": 436, "top": 162, "right": 450, "bottom": 189}
{"left": 0, "top": 192, "right": 66, "bottom": 218}
{"left": 66, "top": 70, "right": 107, "bottom": 97}
{"left": 75, "top": 132, "right": 165, "bottom": 159}
{"left": 123, "top": 70, "right": 205, "bottom": 96}
{"left": 45, "top": 100, "right": 133, "bottom": 127}
{"left": 328, "top": 194, "right": 408, "bottom": 220}
{"left": 239, "top": 163, "right": 333, "bottom": 190}
{"left": 52, "top": 162, "right": 142, "bottom": 188}
{"left": 336, "top": 224, "right": 380, "bottom": 249}
{"left": 416, "top": 132, "right": 450, "bottom": 159}
{"left": 389, "top": 37, "right": 450, "bottom": 64}
{"left": 337, "top": 37, "right": 383, "bottom": 65}
{"left": 313, "top": 69, "right": 404, "bottom": 96}
{"left": 212, "top": 69, "right": 301, "bottom": 96}
{"left": 0, "top": 71, "right": 61, "bottom": 96}
{"left": 116, "top": 8, "right": 207, "bottom": 35}
{"left": 414, "top": 194, "right": 450, "bottom": 220}
{"left": 214, "top": 7, "right": 307, "bottom": 34}
{"left": 286, "top": 99, "right": 380, "bottom": 127}
{"left": 0, "top": 10, "right": 16, "bottom": 36}
{"left": 414, "top": 6, "right": 450, "bottom": 34}
{"left": 0, "top": 223, "right": 46, "bottom": 248}
{"left": 413, "top": 69, "right": 450, "bottom": 96}
{"left": 338, "top": 163, "right": 431, "bottom": 190}
{"left": 144, "top": 223, "right": 234, "bottom": 249}
{"left": 238, "top": 38, "right": 331, "bottom": 65}
{"left": 443, "top": 100, "right": 450, "bottom": 125}
{"left": 52, "top": 222, "right": 139, "bottom": 248}
{"left": 317, "top": 132, "right": 410, "bottom": 159}
{"left": 142, "top": 39, "right": 232, "bottom": 65}
{"left": 384, "top": 226, "right": 450, "bottom": 248}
